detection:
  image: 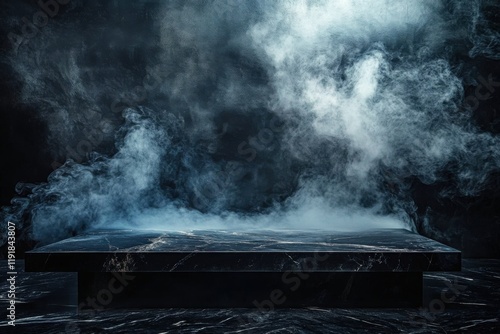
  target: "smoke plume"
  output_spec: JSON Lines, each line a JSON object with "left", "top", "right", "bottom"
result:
{"left": 2, "top": 0, "right": 499, "bottom": 246}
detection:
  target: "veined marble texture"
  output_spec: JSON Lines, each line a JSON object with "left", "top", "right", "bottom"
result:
{"left": 26, "top": 229, "right": 460, "bottom": 272}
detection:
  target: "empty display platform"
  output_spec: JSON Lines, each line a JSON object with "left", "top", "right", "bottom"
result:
{"left": 25, "top": 229, "right": 461, "bottom": 309}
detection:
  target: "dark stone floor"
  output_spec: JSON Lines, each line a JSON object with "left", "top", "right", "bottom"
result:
{"left": 1, "top": 258, "right": 499, "bottom": 333}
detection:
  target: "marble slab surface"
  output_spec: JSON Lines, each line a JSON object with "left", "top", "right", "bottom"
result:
{"left": 25, "top": 228, "right": 461, "bottom": 272}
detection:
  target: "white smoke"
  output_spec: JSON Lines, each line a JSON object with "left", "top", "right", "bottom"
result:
{"left": 2, "top": 0, "right": 499, "bottom": 244}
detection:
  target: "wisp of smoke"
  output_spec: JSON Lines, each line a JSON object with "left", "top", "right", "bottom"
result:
{"left": 2, "top": 0, "right": 499, "bottom": 245}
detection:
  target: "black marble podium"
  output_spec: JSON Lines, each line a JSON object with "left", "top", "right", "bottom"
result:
{"left": 25, "top": 229, "right": 461, "bottom": 309}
